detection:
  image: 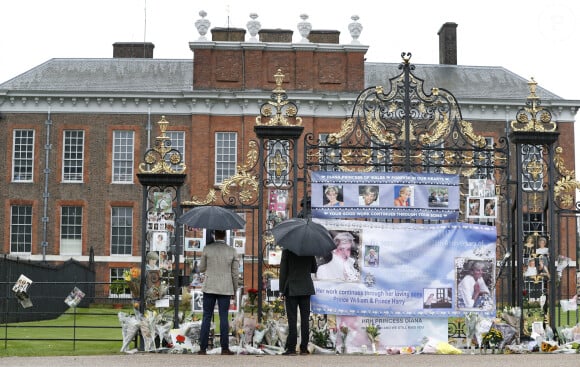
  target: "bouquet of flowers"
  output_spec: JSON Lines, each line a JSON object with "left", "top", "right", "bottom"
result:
{"left": 366, "top": 324, "right": 380, "bottom": 354}
{"left": 139, "top": 310, "right": 160, "bottom": 352}
{"left": 248, "top": 288, "right": 258, "bottom": 303}
{"left": 464, "top": 312, "right": 480, "bottom": 349}
{"left": 118, "top": 311, "right": 140, "bottom": 353}
{"left": 264, "top": 319, "right": 281, "bottom": 347}
{"left": 252, "top": 323, "right": 267, "bottom": 347}
{"left": 244, "top": 288, "right": 259, "bottom": 315}
{"left": 311, "top": 323, "right": 332, "bottom": 349}
{"left": 123, "top": 267, "right": 141, "bottom": 299}
{"left": 339, "top": 325, "right": 349, "bottom": 354}
{"left": 482, "top": 327, "right": 503, "bottom": 352}
{"left": 277, "top": 319, "right": 289, "bottom": 347}
{"left": 270, "top": 297, "right": 285, "bottom": 316}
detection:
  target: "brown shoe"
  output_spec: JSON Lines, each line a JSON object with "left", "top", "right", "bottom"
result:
{"left": 221, "top": 349, "right": 235, "bottom": 355}
{"left": 197, "top": 350, "right": 207, "bottom": 355}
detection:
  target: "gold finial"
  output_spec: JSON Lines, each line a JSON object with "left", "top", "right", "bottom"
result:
{"left": 273, "top": 69, "right": 286, "bottom": 93}
{"left": 528, "top": 77, "right": 538, "bottom": 100}
{"left": 158, "top": 115, "right": 168, "bottom": 133}
{"left": 510, "top": 78, "right": 556, "bottom": 132}
{"left": 138, "top": 116, "right": 186, "bottom": 174}
{"left": 255, "top": 69, "right": 302, "bottom": 126}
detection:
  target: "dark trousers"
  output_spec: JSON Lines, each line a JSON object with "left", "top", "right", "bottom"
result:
{"left": 199, "top": 292, "right": 231, "bottom": 351}
{"left": 284, "top": 295, "right": 311, "bottom": 352}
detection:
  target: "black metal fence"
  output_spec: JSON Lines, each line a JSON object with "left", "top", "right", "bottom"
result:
{"left": 1, "top": 255, "right": 576, "bottom": 351}
{"left": 1, "top": 255, "right": 128, "bottom": 350}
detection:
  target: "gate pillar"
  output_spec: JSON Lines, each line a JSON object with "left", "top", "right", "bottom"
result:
{"left": 508, "top": 79, "right": 559, "bottom": 335}
{"left": 254, "top": 69, "right": 304, "bottom": 320}
{"left": 137, "top": 116, "right": 187, "bottom": 331}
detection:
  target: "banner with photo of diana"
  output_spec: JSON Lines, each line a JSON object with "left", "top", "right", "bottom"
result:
{"left": 311, "top": 219, "right": 497, "bottom": 318}
{"left": 311, "top": 171, "right": 460, "bottom": 220}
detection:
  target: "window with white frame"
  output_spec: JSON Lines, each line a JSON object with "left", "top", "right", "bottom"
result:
{"left": 10, "top": 205, "right": 32, "bottom": 253}
{"left": 111, "top": 207, "right": 133, "bottom": 255}
{"left": 521, "top": 144, "right": 544, "bottom": 191}
{"left": 110, "top": 268, "right": 130, "bottom": 297}
{"left": 60, "top": 206, "right": 82, "bottom": 255}
{"left": 63, "top": 130, "right": 85, "bottom": 182}
{"left": 12, "top": 129, "right": 35, "bottom": 182}
{"left": 112, "top": 130, "right": 134, "bottom": 183}
{"left": 166, "top": 131, "right": 185, "bottom": 171}
{"left": 215, "top": 132, "right": 237, "bottom": 185}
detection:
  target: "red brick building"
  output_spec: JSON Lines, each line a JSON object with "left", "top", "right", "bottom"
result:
{"left": 0, "top": 16, "right": 578, "bottom": 301}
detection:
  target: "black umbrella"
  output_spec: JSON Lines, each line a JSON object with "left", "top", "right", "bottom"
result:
{"left": 270, "top": 218, "right": 336, "bottom": 256}
{"left": 176, "top": 206, "right": 245, "bottom": 230}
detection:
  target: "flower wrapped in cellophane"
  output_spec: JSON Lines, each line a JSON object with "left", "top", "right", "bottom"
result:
{"left": 252, "top": 323, "right": 267, "bottom": 347}
{"left": 139, "top": 310, "right": 159, "bottom": 351}
{"left": 365, "top": 324, "right": 380, "bottom": 354}
{"left": 118, "top": 312, "right": 140, "bottom": 353}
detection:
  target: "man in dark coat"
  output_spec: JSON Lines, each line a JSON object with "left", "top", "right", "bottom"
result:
{"left": 279, "top": 249, "right": 318, "bottom": 355}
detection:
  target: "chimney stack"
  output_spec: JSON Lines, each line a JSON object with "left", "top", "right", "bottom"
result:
{"left": 211, "top": 27, "right": 246, "bottom": 41}
{"left": 113, "top": 42, "right": 155, "bottom": 58}
{"left": 438, "top": 22, "right": 457, "bottom": 65}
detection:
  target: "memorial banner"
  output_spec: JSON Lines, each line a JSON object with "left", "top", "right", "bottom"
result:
{"left": 311, "top": 219, "right": 497, "bottom": 318}
{"left": 335, "top": 315, "right": 448, "bottom": 351}
{"left": 311, "top": 171, "right": 460, "bottom": 220}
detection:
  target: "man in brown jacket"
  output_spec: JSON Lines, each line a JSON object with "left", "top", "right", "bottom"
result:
{"left": 198, "top": 229, "right": 239, "bottom": 355}
{"left": 279, "top": 249, "right": 318, "bottom": 355}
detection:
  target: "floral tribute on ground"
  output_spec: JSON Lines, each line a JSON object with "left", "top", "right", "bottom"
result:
{"left": 118, "top": 287, "right": 580, "bottom": 355}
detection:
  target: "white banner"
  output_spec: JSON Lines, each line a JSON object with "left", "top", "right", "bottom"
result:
{"left": 311, "top": 219, "right": 497, "bottom": 318}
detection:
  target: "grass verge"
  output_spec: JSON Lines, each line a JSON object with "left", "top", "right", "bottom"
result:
{"left": 0, "top": 306, "right": 126, "bottom": 357}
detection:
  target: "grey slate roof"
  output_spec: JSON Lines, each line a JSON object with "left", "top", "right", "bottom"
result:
{"left": 0, "top": 58, "right": 563, "bottom": 101}
{"left": 0, "top": 58, "right": 193, "bottom": 93}
{"left": 364, "top": 63, "right": 562, "bottom": 101}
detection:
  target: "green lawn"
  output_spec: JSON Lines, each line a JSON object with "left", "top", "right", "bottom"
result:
{"left": 0, "top": 306, "right": 127, "bottom": 357}
{"left": 1, "top": 305, "right": 577, "bottom": 357}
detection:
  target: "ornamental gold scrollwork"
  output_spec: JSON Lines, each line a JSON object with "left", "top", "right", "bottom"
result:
{"left": 182, "top": 141, "right": 259, "bottom": 206}
{"left": 554, "top": 146, "right": 580, "bottom": 208}
{"left": 221, "top": 170, "right": 259, "bottom": 205}
{"left": 138, "top": 116, "right": 187, "bottom": 174}
{"left": 182, "top": 189, "right": 217, "bottom": 206}
{"left": 526, "top": 158, "right": 544, "bottom": 182}
{"left": 327, "top": 118, "right": 355, "bottom": 145}
{"left": 366, "top": 114, "right": 396, "bottom": 144}
{"left": 419, "top": 110, "right": 450, "bottom": 145}
{"left": 339, "top": 148, "right": 375, "bottom": 172}
{"left": 255, "top": 69, "right": 303, "bottom": 127}
{"left": 510, "top": 78, "right": 557, "bottom": 132}
{"left": 459, "top": 120, "right": 488, "bottom": 148}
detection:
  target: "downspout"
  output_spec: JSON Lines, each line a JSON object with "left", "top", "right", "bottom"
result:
{"left": 146, "top": 107, "right": 152, "bottom": 149}
{"left": 41, "top": 109, "right": 52, "bottom": 263}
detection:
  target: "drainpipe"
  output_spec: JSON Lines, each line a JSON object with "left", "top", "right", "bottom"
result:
{"left": 146, "top": 107, "right": 151, "bottom": 149}
{"left": 41, "top": 109, "right": 52, "bottom": 263}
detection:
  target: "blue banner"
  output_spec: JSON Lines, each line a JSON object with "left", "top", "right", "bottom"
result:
{"left": 311, "top": 171, "right": 460, "bottom": 220}
{"left": 311, "top": 219, "right": 497, "bottom": 318}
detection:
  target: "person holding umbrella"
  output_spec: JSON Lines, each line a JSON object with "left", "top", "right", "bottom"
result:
{"left": 197, "top": 229, "right": 239, "bottom": 355}
{"left": 279, "top": 248, "right": 318, "bottom": 355}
